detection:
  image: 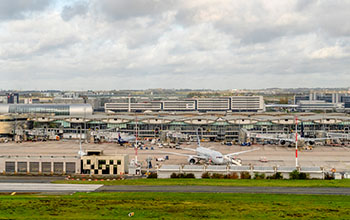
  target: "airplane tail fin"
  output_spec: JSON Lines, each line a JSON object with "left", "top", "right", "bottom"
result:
{"left": 196, "top": 130, "right": 201, "bottom": 147}
{"left": 117, "top": 132, "right": 122, "bottom": 143}
{"left": 301, "top": 122, "right": 305, "bottom": 138}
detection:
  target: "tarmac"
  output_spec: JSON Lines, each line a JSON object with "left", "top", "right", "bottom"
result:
{"left": 1, "top": 140, "right": 350, "bottom": 171}
{"left": 0, "top": 141, "right": 349, "bottom": 195}
{"left": 0, "top": 176, "right": 66, "bottom": 183}
{"left": 0, "top": 183, "right": 102, "bottom": 193}
{"left": 98, "top": 185, "right": 350, "bottom": 195}
{"left": 0, "top": 183, "right": 350, "bottom": 195}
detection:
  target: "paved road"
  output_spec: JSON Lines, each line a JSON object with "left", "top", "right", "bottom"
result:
{"left": 99, "top": 185, "right": 350, "bottom": 195}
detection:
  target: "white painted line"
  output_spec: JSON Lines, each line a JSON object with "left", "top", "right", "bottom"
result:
{"left": 0, "top": 183, "right": 103, "bottom": 192}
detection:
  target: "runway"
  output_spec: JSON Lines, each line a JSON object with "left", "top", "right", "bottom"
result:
{"left": 0, "top": 183, "right": 102, "bottom": 193}
{"left": 98, "top": 185, "right": 350, "bottom": 195}
{"left": 1, "top": 183, "right": 350, "bottom": 195}
{"left": 0, "top": 176, "right": 66, "bottom": 183}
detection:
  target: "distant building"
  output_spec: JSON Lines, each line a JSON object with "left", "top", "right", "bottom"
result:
{"left": 6, "top": 93, "right": 19, "bottom": 104}
{"left": 0, "top": 104, "right": 93, "bottom": 116}
{"left": 295, "top": 92, "right": 350, "bottom": 103}
{"left": 105, "top": 96, "right": 264, "bottom": 113}
{"left": 298, "top": 100, "right": 343, "bottom": 112}
{"left": 197, "top": 98, "right": 230, "bottom": 111}
{"left": 294, "top": 94, "right": 310, "bottom": 105}
{"left": 162, "top": 100, "right": 196, "bottom": 111}
{"left": 231, "top": 96, "right": 264, "bottom": 112}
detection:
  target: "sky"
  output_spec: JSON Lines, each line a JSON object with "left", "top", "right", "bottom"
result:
{"left": 0, "top": 0, "right": 349, "bottom": 90}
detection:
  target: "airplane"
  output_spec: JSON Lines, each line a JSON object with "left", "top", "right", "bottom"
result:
{"left": 248, "top": 122, "right": 338, "bottom": 146}
{"left": 117, "top": 132, "right": 136, "bottom": 145}
{"left": 155, "top": 157, "right": 165, "bottom": 162}
{"left": 159, "top": 134, "right": 259, "bottom": 166}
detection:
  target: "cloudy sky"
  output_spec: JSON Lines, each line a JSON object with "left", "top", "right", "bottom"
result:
{"left": 0, "top": 0, "right": 349, "bottom": 90}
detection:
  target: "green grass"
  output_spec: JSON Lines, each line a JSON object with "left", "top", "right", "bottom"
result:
{"left": 0, "top": 192, "right": 350, "bottom": 219}
{"left": 53, "top": 178, "right": 350, "bottom": 188}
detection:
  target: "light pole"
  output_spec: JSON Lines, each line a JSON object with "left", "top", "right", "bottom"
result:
{"left": 135, "top": 115, "right": 138, "bottom": 165}
{"left": 77, "top": 126, "right": 85, "bottom": 157}
{"left": 295, "top": 116, "right": 298, "bottom": 168}
{"left": 84, "top": 106, "right": 87, "bottom": 143}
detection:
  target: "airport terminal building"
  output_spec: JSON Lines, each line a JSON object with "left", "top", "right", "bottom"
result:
{"left": 2, "top": 112, "right": 349, "bottom": 142}
{"left": 0, "top": 102, "right": 349, "bottom": 142}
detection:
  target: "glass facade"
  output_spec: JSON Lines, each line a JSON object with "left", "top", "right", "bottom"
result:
{"left": 9, "top": 105, "right": 70, "bottom": 115}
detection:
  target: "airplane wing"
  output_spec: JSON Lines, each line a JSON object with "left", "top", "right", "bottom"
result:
{"left": 182, "top": 147, "right": 197, "bottom": 152}
{"left": 123, "top": 136, "right": 136, "bottom": 142}
{"left": 156, "top": 151, "right": 207, "bottom": 160}
{"left": 254, "top": 135, "right": 295, "bottom": 143}
{"left": 303, "top": 137, "right": 339, "bottom": 142}
{"left": 224, "top": 148, "right": 260, "bottom": 157}
{"left": 325, "top": 133, "right": 350, "bottom": 139}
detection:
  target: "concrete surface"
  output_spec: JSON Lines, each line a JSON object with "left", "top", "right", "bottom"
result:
{"left": 99, "top": 185, "right": 350, "bottom": 195}
{"left": 0, "top": 141, "right": 350, "bottom": 171}
{"left": 0, "top": 183, "right": 102, "bottom": 192}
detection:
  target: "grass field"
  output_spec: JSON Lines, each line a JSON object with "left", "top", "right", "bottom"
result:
{"left": 0, "top": 192, "right": 349, "bottom": 219}
{"left": 54, "top": 178, "right": 350, "bottom": 188}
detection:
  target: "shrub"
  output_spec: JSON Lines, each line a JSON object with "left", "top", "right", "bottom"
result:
{"left": 289, "top": 170, "right": 309, "bottom": 180}
{"left": 184, "top": 173, "right": 195, "bottom": 178}
{"left": 171, "top": 173, "right": 195, "bottom": 178}
{"left": 268, "top": 172, "right": 283, "bottom": 180}
{"left": 211, "top": 173, "right": 225, "bottom": 179}
{"left": 240, "top": 171, "right": 251, "bottom": 179}
{"left": 324, "top": 172, "right": 335, "bottom": 180}
{"left": 201, "top": 172, "right": 210, "bottom": 179}
{"left": 298, "top": 172, "right": 309, "bottom": 180}
{"left": 170, "top": 173, "right": 179, "bottom": 178}
{"left": 147, "top": 172, "right": 157, "bottom": 179}
{"left": 254, "top": 173, "right": 265, "bottom": 180}
{"left": 177, "top": 173, "right": 186, "bottom": 178}
{"left": 289, "top": 170, "right": 300, "bottom": 179}
{"left": 225, "top": 172, "right": 239, "bottom": 179}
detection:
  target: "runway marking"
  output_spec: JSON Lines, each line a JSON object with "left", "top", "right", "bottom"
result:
{"left": 98, "top": 185, "right": 350, "bottom": 195}
{"left": 0, "top": 183, "right": 102, "bottom": 192}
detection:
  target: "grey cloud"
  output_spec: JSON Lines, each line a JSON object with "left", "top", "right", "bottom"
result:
{"left": 295, "top": 0, "right": 315, "bottom": 11}
{"left": 61, "top": 1, "right": 89, "bottom": 21}
{"left": 0, "top": 0, "right": 50, "bottom": 20}
{"left": 0, "top": 35, "right": 80, "bottom": 60}
{"left": 241, "top": 28, "right": 285, "bottom": 44}
{"left": 94, "top": 0, "right": 177, "bottom": 20}
{"left": 0, "top": 0, "right": 350, "bottom": 90}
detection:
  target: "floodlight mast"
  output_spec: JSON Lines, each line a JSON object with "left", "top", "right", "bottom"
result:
{"left": 295, "top": 116, "right": 298, "bottom": 168}
{"left": 135, "top": 115, "right": 138, "bottom": 165}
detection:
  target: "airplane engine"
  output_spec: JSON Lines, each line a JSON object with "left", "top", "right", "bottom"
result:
{"left": 188, "top": 157, "right": 197, "bottom": 165}
{"left": 308, "top": 141, "right": 315, "bottom": 145}
{"left": 280, "top": 140, "right": 286, "bottom": 145}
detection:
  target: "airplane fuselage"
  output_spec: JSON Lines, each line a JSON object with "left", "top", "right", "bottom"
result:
{"left": 196, "top": 147, "right": 225, "bottom": 164}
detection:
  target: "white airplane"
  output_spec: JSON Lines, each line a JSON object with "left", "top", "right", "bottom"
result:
{"left": 160, "top": 135, "right": 259, "bottom": 166}
{"left": 117, "top": 132, "right": 136, "bottom": 145}
{"left": 155, "top": 157, "right": 165, "bottom": 162}
{"left": 253, "top": 133, "right": 330, "bottom": 146}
